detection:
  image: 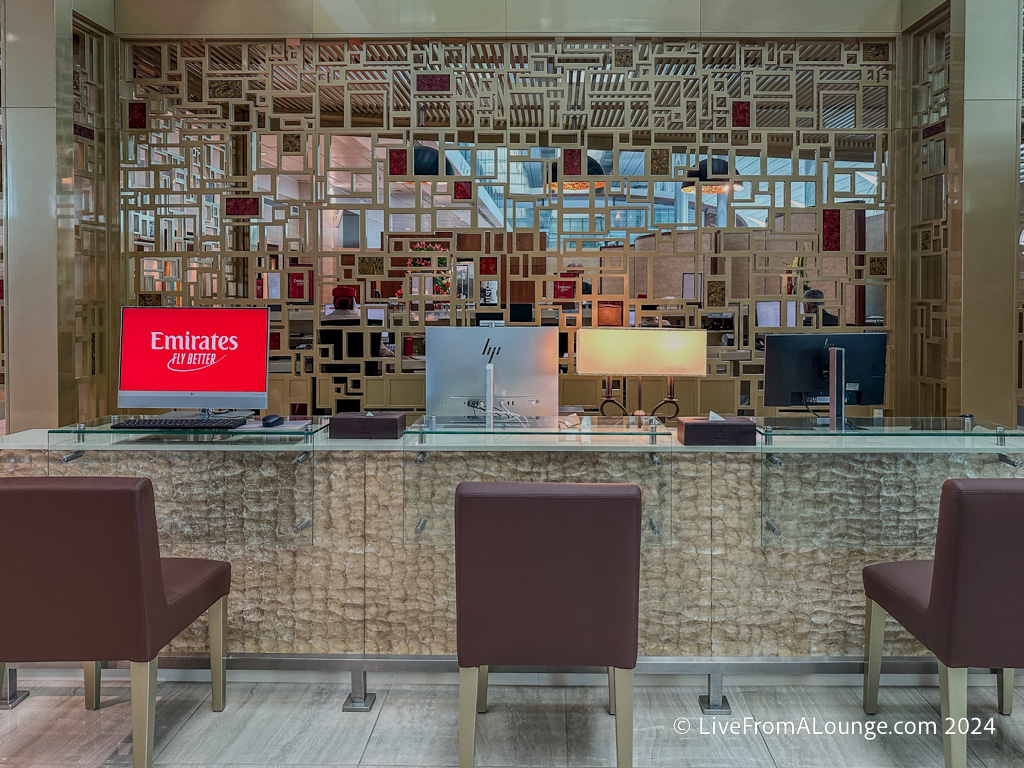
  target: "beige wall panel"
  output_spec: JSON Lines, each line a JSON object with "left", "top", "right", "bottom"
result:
{"left": 114, "top": 0, "right": 910, "bottom": 37}
{"left": 388, "top": 376, "right": 425, "bottom": 408}
{"left": 507, "top": 0, "right": 699, "bottom": 36}
{"left": 699, "top": 379, "right": 738, "bottom": 415}
{"left": 5, "top": 0, "right": 72, "bottom": 109}
{"left": 5, "top": 109, "right": 69, "bottom": 431}
{"left": 954, "top": 0, "right": 1020, "bottom": 100}
{"left": 314, "top": 0, "right": 507, "bottom": 36}
{"left": 958, "top": 98, "right": 1019, "bottom": 425}
{"left": 559, "top": 376, "right": 602, "bottom": 408}
{"left": 902, "top": 0, "right": 946, "bottom": 30}
{"left": 700, "top": 0, "right": 901, "bottom": 35}
{"left": 116, "top": 0, "right": 314, "bottom": 37}
{"left": 74, "top": 0, "right": 114, "bottom": 31}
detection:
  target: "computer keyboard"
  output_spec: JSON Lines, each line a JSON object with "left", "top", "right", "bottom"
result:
{"left": 110, "top": 417, "right": 248, "bottom": 431}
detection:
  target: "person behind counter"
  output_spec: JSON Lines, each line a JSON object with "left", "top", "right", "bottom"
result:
{"left": 802, "top": 288, "right": 839, "bottom": 327}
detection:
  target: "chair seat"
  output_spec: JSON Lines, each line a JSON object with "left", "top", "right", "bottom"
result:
{"left": 863, "top": 559, "right": 933, "bottom": 646}
{"left": 159, "top": 558, "right": 231, "bottom": 649}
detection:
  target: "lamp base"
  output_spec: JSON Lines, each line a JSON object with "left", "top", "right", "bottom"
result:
{"left": 599, "top": 398, "right": 629, "bottom": 417}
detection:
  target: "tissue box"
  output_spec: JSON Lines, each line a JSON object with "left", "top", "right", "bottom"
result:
{"left": 329, "top": 411, "right": 406, "bottom": 440}
{"left": 676, "top": 416, "right": 756, "bottom": 446}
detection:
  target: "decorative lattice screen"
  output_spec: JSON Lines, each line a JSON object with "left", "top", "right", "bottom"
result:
{"left": 122, "top": 38, "right": 894, "bottom": 417}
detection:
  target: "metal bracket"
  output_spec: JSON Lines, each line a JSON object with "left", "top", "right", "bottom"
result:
{"left": 341, "top": 669, "right": 377, "bottom": 712}
{"left": 649, "top": 452, "right": 662, "bottom": 466}
{"left": 292, "top": 518, "right": 312, "bottom": 534}
{"left": 292, "top": 451, "right": 311, "bottom": 466}
{"left": 415, "top": 451, "right": 427, "bottom": 464}
{"left": 59, "top": 450, "right": 85, "bottom": 465}
{"left": 764, "top": 518, "right": 782, "bottom": 537}
{"left": 0, "top": 668, "right": 29, "bottom": 710}
{"left": 414, "top": 517, "right": 428, "bottom": 535}
{"left": 996, "top": 426, "right": 1007, "bottom": 447}
{"left": 698, "top": 672, "right": 731, "bottom": 715}
{"left": 648, "top": 518, "right": 661, "bottom": 536}
{"left": 766, "top": 453, "right": 783, "bottom": 467}
{"left": 998, "top": 453, "right": 1022, "bottom": 469}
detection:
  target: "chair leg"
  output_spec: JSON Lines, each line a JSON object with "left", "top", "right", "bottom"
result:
{"left": 612, "top": 667, "right": 634, "bottom": 768}
{"left": 863, "top": 597, "right": 885, "bottom": 715}
{"left": 608, "top": 666, "right": 616, "bottom": 716}
{"left": 997, "top": 668, "right": 1014, "bottom": 716}
{"left": 209, "top": 595, "right": 227, "bottom": 712}
{"left": 476, "top": 665, "right": 488, "bottom": 714}
{"left": 938, "top": 661, "right": 968, "bottom": 768}
{"left": 458, "top": 667, "right": 479, "bottom": 768}
{"left": 130, "top": 659, "right": 158, "bottom": 768}
{"left": 84, "top": 662, "right": 102, "bottom": 710}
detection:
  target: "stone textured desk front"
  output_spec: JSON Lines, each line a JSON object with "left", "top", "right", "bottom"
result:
{"left": 2, "top": 427, "right": 1021, "bottom": 663}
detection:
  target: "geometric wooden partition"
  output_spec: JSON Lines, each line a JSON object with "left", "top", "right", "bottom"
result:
{"left": 122, "top": 38, "right": 895, "bottom": 418}
{"left": 908, "top": 12, "right": 956, "bottom": 417}
{"left": 1019, "top": 8, "right": 1024, "bottom": 419}
{"left": 0, "top": 14, "right": 5, "bottom": 426}
{"left": 74, "top": 22, "right": 115, "bottom": 422}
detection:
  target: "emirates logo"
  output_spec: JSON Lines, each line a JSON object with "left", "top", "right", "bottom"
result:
{"left": 151, "top": 331, "right": 239, "bottom": 372}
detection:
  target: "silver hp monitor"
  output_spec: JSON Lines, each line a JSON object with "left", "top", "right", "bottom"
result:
{"left": 425, "top": 326, "right": 558, "bottom": 425}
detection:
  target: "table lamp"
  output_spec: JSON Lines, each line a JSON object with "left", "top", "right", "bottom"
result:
{"left": 576, "top": 328, "right": 708, "bottom": 418}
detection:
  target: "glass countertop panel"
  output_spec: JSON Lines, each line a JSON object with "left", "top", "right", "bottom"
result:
{"left": 50, "top": 415, "right": 329, "bottom": 438}
{"left": 406, "top": 415, "right": 673, "bottom": 437}
{"left": 757, "top": 416, "right": 1023, "bottom": 437}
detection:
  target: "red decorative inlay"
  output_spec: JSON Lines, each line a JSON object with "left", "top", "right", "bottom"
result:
{"left": 73, "top": 124, "right": 95, "bottom": 140}
{"left": 732, "top": 101, "right": 751, "bottom": 127}
{"left": 225, "top": 197, "right": 260, "bottom": 216}
{"left": 922, "top": 120, "right": 946, "bottom": 139}
{"left": 480, "top": 257, "right": 498, "bottom": 275}
{"left": 563, "top": 149, "right": 582, "bottom": 176}
{"left": 0, "top": 279, "right": 4, "bottom": 300}
{"left": 453, "top": 181, "right": 472, "bottom": 200}
{"left": 269, "top": 331, "right": 281, "bottom": 350}
{"left": 128, "top": 102, "right": 147, "bottom": 129}
{"left": 416, "top": 74, "right": 451, "bottom": 92}
{"left": 823, "top": 209, "right": 841, "bottom": 251}
{"left": 388, "top": 148, "right": 407, "bottom": 175}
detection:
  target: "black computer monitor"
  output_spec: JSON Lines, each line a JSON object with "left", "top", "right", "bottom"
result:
{"left": 763, "top": 332, "right": 887, "bottom": 407}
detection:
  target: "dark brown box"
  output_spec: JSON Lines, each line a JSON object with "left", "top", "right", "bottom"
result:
{"left": 676, "top": 416, "right": 756, "bottom": 446}
{"left": 329, "top": 411, "right": 406, "bottom": 440}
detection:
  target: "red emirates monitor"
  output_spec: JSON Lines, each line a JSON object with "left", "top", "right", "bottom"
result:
{"left": 118, "top": 307, "right": 270, "bottom": 409}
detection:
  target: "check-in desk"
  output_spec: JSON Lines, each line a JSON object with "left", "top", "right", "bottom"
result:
{"left": 1, "top": 416, "right": 1021, "bottom": 678}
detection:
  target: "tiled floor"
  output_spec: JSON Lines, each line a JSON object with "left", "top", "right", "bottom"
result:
{"left": 1, "top": 677, "right": 1022, "bottom": 767}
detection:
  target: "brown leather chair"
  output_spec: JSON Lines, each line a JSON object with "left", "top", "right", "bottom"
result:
{"left": 863, "top": 478, "right": 1024, "bottom": 768}
{"left": 0, "top": 477, "right": 231, "bottom": 768}
{"left": 455, "top": 482, "right": 642, "bottom": 768}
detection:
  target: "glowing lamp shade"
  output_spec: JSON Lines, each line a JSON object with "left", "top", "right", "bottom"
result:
{"left": 576, "top": 328, "right": 707, "bottom": 376}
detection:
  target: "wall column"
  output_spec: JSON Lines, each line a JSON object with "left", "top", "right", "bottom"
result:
{"left": 949, "top": 0, "right": 1022, "bottom": 424}
{"left": 2, "top": 0, "right": 77, "bottom": 430}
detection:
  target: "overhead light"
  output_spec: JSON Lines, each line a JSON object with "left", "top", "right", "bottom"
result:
{"left": 682, "top": 157, "right": 743, "bottom": 194}
{"left": 547, "top": 153, "right": 606, "bottom": 193}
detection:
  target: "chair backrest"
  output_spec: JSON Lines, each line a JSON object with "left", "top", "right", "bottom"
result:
{"left": 0, "top": 477, "right": 166, "bottom": 662}
{"left": 455, "top": 481, "right": 642, "bottom": 669}
{"left": 927, "top": 478, "right": 1024, "bottom": 668}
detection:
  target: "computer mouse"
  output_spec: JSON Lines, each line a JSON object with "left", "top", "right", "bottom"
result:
{"left": 261, "top": 414, "right": 285, "bottom": 428}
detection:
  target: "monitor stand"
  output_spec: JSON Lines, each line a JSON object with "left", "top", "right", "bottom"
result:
{"left": 157, "top": 409, "right": 255, "bottom": 420}
{"left": 828, "top": 346, "right": 846, "bottom": 432}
